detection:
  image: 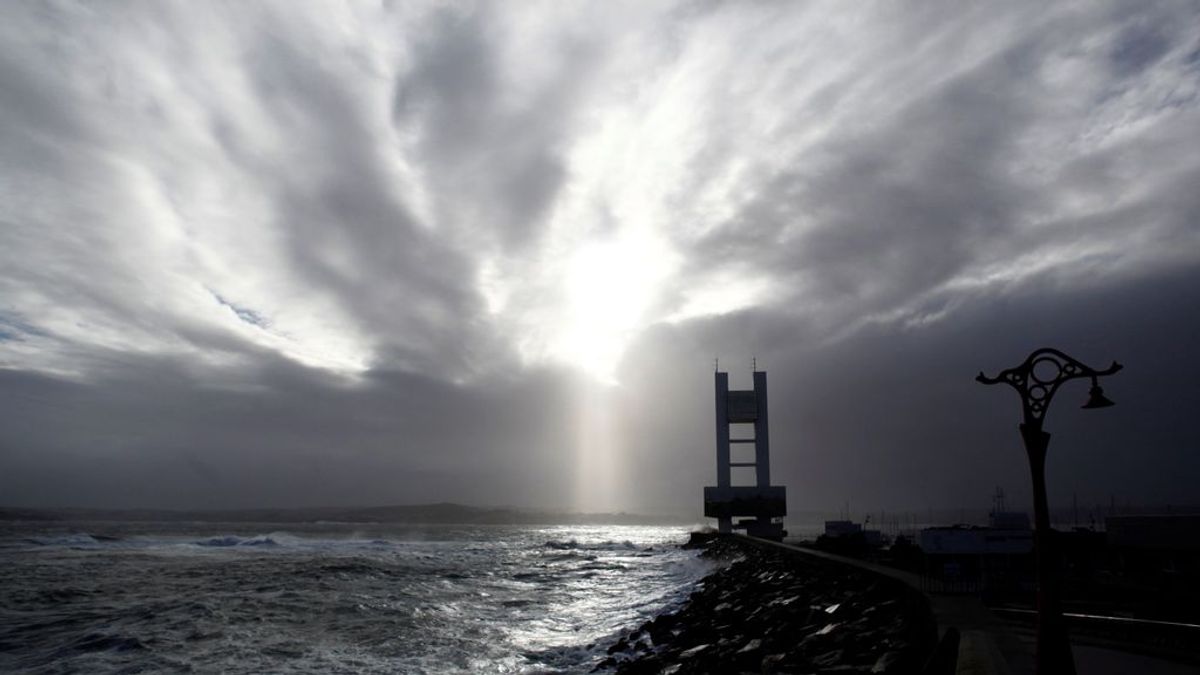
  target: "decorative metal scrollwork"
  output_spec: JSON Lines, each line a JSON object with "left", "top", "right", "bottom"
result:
{"left": 977, "top": 348, "right": 1122, "bottom": 425}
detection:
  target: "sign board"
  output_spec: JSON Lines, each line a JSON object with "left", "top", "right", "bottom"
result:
{"left": 726, "top": 390, "right": 758, "bottom": 422}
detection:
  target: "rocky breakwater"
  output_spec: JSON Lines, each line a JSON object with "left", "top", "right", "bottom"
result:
{"left": 596, "top": 534, "right": 937, "bottom": 674}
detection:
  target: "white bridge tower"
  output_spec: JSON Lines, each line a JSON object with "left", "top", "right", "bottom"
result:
{"left": 703, "top": 366, "right": 786, "bottom": 540}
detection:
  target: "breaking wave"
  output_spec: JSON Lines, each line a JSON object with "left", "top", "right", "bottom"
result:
{"left": 22, "top": 533, "right": 108, "bottom": 548}
{"left": 0, "top": 523, "right": 707, "bottom": 674}
{"left": 193, "top": 535, "right": 282, "bottom": 548}
{"left": 544, "top": 539, "right": 638, "bottom": 551}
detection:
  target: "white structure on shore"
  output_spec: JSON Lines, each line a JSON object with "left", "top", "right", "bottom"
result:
{"left": 920, "top": 489, "right": 1034, "bottom": 557}
{"left": 703, "top": 366, "right": 786, "bottom": 539}
{"left": 919, "top": 514, "right": 1033, "bottom": 557}
{"left": 919, "top": 493, "right": 1034, "bottom": 588}
{"left": 823, "top": 520, "right": 885, "bottom": 547}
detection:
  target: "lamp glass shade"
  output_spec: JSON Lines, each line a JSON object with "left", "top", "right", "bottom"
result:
{"left": 1081, "top": 385, "right": 1115, "bottom": 409}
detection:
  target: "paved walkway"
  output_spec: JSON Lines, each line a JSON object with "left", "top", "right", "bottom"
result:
{"left": 1073, "top": 645, "right": 1199, "bottom": 675}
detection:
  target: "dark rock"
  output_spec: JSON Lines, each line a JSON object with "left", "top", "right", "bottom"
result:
{"left": 813, "top": 649, "right": 844, "bottom": 667}
{"left": 615, "top": 655, "right": 662, "bottom": 675}
{"left": 683, "top": 530, "right": 719, "bottom": 549}
{"left": 761, "top": 652, "right": 787, "bottom": 671}
{"left": 600, "top": 537, "right": 937, "bottom": 673}
{"left": 870, "top": 651, "right": 901, "bottom": 673}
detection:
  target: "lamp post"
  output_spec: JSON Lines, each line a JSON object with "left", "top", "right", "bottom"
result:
{"left": 977, "top": 348, "right": 1121, "bottom": 675}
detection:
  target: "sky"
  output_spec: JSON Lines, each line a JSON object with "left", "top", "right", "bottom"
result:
{"left": 2, "top": 1, "right": 1199, "bottom": 518}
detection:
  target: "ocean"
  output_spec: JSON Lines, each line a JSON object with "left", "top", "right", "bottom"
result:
{"left": 0, "top": 522, "right": 710, "bottom": 673}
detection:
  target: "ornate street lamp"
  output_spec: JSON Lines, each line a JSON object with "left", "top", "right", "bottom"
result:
{"left": 977, "top": 348, "right": 1121, "bottom": 675}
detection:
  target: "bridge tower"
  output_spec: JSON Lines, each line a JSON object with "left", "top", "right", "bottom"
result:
{"left": 703, "top": 366, "right": 786, "bottom": 540}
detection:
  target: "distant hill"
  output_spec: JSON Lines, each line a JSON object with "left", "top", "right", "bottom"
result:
{"left": 0, "top": 503, "right": 697, "bottom": 526}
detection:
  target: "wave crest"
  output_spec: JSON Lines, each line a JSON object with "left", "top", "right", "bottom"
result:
{"left": 544, "top": 539, "right": 637, "bottom": 551}
{"left": 193, "top": 535, "right": 281, "bottom": 548}
{"left": 24, "top": 534, "right": 103, "bottom": 547}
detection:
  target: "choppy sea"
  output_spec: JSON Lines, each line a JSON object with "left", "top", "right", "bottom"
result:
{"left": 0, "top": 522, "right": 711, "bottom": 673}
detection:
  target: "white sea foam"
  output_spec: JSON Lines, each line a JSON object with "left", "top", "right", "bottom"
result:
{"left": 0, "top": 522, "right": 708, "bottom": 674}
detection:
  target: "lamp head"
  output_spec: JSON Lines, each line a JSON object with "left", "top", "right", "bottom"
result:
{"left": 1082, "top": 384, "right": 1115, "bottom": 409}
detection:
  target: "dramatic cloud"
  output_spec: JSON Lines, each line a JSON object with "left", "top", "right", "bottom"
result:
{"left": 2, "top": 1, "right": 1198, "bottom": 516}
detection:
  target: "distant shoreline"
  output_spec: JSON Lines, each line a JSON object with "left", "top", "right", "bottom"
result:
{"left": 0, "top": 503, "right": 700, "bottom": 526}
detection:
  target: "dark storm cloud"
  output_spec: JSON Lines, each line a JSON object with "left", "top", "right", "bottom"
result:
{"left": 0, "top": 352, "right": 582, "bottom": 509}
{"left": 392, "top": 5, "right": 594, "bottom": 250}
{"left": 612, "top": 263, "right": 1200, "bottom": 515}
{"left": 214, "top": 9, "right": 498, "bottom": 374}
{"left": 1, "top": 1, "right": 1198, "bottom": 516}
{"left": 676, "top": 3, "right": 1200, "bottom": 338}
